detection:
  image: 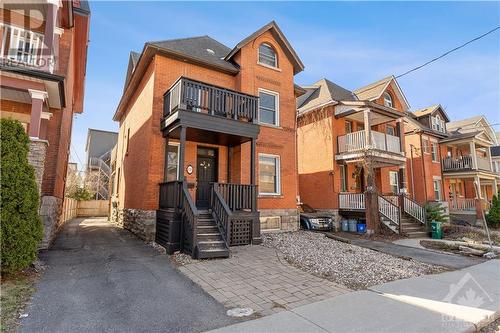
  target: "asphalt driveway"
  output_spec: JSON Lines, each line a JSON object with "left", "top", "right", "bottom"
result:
{"left": 19, "top": 218, "right": 235, "bottom": 333}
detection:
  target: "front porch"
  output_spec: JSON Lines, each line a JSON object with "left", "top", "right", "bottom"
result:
{"left": 156, "top": 77, "right": 261, "bottom": 258}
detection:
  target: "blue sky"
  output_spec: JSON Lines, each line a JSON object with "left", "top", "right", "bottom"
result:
{"left": 71, "top": 1, "right": 500, "bottom": 168}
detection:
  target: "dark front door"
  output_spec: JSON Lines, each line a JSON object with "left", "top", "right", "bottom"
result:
{"left": 196, "top": 147, "right": 217, "bottom": 208}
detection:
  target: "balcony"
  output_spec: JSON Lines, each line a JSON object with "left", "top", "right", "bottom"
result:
{"left": 0, "top": 24, "right": 54, "bottom": 73}
{"left": 163, "top": 77, "right": 258, "bottom": 123}
{"left": 442, "top": 155, "right": 492, "bottom": 172}
{"left": 338, "top": 130, "right": 401, "bottom": 154}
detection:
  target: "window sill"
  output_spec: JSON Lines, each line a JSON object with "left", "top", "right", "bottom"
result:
{"left": 257, "top": 62, "right": 281, "bottom": 72}
{"left": 259, "top": 194, "right": 283, "bottom": 198}
{"left": 259, "top": 123, "right": 282, "bottom": 130}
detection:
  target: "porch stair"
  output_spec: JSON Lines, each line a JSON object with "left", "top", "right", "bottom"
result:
{"left": 380, "top": 216, "right": 399, "bottom": 234}
{"left": 401, "top": 214, "right": 427, "bottom": 238}
{"left": 196, "top": 210, "right": 229, "bottom": 259}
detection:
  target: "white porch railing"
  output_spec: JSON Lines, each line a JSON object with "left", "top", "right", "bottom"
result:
{"left": 442, "top": 155, "right": 473, "bottom": 171}
{"left": 403, "top": 195, "right": 426, "bottom": 224}
{"left": 339, "top": 193, "right": 365, "bottom": 210}
{"left": 477, "top": 157, "right": 492, "bottom": 171}
{"left": 0, "top": 23, "right": 52, "bottom": 72}
{"left": 378, "top": 196, "right": 400, "bottom": 226}
{"left": 449, "top": 198, "right": 476, "bottom": 212}
{"left": 338, "top": 130, "right": 401, "bottom": 154}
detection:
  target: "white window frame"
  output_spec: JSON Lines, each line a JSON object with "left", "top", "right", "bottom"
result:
{"left": 383, "top": 92, "right": 393, "bottom": 108}
{"left": 389, "top": 171, "right": 399, "bottom": 194}
{"left": 166, "top": 142, "right": 180, "bottom": 181}
{"left": 258, "top": 88, "right": 280, "bottom": 126}
{"left": 345, "top": 120, "right": 352, "bottom": 134}
{"left": 431, "top": 115, "right": 446, "bottom": 133}
{"left": 258, "top": 43, "right": 278, "bottom": 68}
{"left": 431, "top": 142, "right": 439, "bottom": 162}
{"left": 433, "top": 178, "right": 442, "bottom": 201}
{"left": 258, "top": 153, "right": 281, "bottom": 196}
{"left": 386, "top": 125, "right": 395, "bottom": 136}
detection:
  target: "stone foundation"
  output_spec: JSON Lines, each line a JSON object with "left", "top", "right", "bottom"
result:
{"left": 39, "top": 196, "right": 62, "bottom": 249}
{"left": 114, "top": 208, "right": 156, "bottom": 242}
{"left": 259, "top": 209, "right": 299, "bottom": 231}
{"left": 27, "top": 139, "right": 48, "bottom": 195}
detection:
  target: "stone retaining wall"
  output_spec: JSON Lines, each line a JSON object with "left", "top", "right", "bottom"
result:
{"left": 27, "top": 139, "right": 48, "bottom": 196}
{"left": 114, "top": 208, "right": 156, "bottom": 242}
{"left": 260, "top": 208, "right": 299, "bottom": 231}
{"left": 39, "top": 196, "right": 62, "bottom": 249}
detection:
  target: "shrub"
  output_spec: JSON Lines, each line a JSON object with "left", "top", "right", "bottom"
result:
{"left": 1, "top": 119, "right": 43, "bottom": 273}
{"left": 486, "top": 195, "right": 500, "bottom": 229}
{"left": 67, "top": 187, "right": 93, "bottom": 201}
{"left": 424, "top": 202, "right": 448, "bottom": 231}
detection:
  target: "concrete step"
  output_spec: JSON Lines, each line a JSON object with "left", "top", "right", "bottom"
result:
{"left": 406, "top": 231, "right": 429, "bottom": 238}
{"left": 197, "top": 225, "right": 219, "bottom": 233}
{"left": 197, "top": 247, "right": 229, "bottom": 259}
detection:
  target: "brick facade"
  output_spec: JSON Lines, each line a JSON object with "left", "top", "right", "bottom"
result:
{"left": 113, "top": 25, "right": 302, "bottom": 234}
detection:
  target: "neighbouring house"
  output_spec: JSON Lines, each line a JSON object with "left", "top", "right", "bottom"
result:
{"left": 0, "top": 0, "right": 90, "bottom": 248}
{"left": 110, "top": 21, "right": 305, "bottom": 258}
{"left": 404, "top": 105, "right": 450, "bottom": 206}
{"left": 85, "top": 128, "right": 117, "bottom": 200}
{"left": 297, "top": 76, "right": 427, "bottom": 236}
{"left": 491, "top": 132, "right": 500, "bottom": 177}
{"left": 439, "top": 116, "right": 499, "bottom": 224}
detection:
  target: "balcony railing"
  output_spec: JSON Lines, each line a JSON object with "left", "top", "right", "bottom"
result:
{"left": 337, "top": 130, "right": 402, "bottom": 154}
{"left": 448, "top": 198, "right": 476, "bottom": 212}
{"left": 0, "top": 23, "right": 53, "bottom": 73}
{"left": 163, "top": 77, "right": 259, "bottom": 123}
{"left": 442, "top": 155, "right": 491, "bottom": 172}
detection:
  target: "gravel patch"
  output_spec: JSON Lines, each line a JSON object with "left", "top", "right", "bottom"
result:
{"left": 171, "top": 252, "right": 199, "bottom": 266}
{"left": 263, "top": 231, "right": 446, "bottom": 290}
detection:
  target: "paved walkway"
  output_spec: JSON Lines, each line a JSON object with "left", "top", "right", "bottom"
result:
{"left": 179, "top": 246, "right": 349, "bottom": 316}
{"left": 19, "top": 218, "right": 235, "bottom": 333}
{"left": 336, "top": 234, "right": 484, "bottom": 269}
{"left": 207, "top": 259, "right": 500, "bottom": 333}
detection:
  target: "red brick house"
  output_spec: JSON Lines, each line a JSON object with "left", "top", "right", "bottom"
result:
{"left": 111, "top": 21, "right": 304, "bottom": 258}
{"left": 0, "top": 0, "right": 90, "bottom": 248}
{"left": 297, "top": 76, "right": 427, "bottom": 236}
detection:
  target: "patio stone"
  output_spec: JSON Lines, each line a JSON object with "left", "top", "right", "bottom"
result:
{"left": 177, "top": 245, "right": 349, "bottom": 316}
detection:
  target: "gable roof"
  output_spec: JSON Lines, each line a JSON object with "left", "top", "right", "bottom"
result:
{"left": 123, "top": 51, "right": 141, "bottom": 92}
{"left": 413, "top": 104, "right": 450, "bottom": 122}
{"left": 445, "top": 115, "right": 498, "bottom": 145}
{"left": 149, "top": 36, "right": 239, "bottom": 73}
{"left": 297, "top": 78, "right": 357, "bottom": 115}
{"left": 224, "top": 21, "right": 304, "bottom": 75}
{"left": 353, "top": 75, "right": 410, "bottom": 111}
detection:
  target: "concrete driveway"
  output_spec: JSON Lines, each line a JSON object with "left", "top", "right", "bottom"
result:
{"left": 19, "top": 218, "right": 235, "bottom": 333}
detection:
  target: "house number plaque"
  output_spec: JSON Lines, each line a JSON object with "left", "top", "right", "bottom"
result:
{"left": 186, "top": 165, "right": 193, "bottom": 175}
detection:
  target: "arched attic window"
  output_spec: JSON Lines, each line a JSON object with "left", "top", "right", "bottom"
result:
{"left": 258, "top": 43, "right": 277, "bottom": 68}
{"left": 383, "top": 92, "right": 394, "bottom": 108}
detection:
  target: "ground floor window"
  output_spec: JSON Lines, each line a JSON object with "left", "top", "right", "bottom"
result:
{"left": 339, "top": 165, "right": 347, "bottom": 192}
{"left": 389, "top": 171, "right": 399, "bottom": 194}
{"left": 166, "top": 144, "right": 179, "bottom": 181}
{"left": 259, "top": 154, "right": 280, "bottom": 195}
{"left": 433, "top": 179, "right": 442, "bottom": 200}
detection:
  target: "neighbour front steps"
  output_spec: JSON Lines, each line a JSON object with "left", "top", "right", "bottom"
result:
{"left": 381, "top": 213, "right": 427, "bottom": 238}
{"left": 196, "top": 210, "right": 229, "bottom": 259}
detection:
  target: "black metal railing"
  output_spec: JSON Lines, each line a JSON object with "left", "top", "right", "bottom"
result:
{"left": 181, "top": 184, "right": 198, "bottom": 256}
{"left": 163, "top": 77, "right": 259, "bottom": 122}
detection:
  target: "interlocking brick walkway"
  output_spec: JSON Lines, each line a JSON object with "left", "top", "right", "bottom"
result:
{"left": 178, "top": 245, "right": 349, "bottom": 316}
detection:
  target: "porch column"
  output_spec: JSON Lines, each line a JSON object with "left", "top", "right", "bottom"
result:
{"left": 473, "top": 175, "right": 482, "bottom": 220}
{"left": 363, "top": 158, "right": 379, "bottom": 234}
{"left": 28, "top": 89, "right": 47, "bottom": 138}
{"left": 43, "top": 0, "right": 58, "bottom": 72}
{"left": 250, "top": 137, "right": 261, "bottom": 244}
{"left": 396, "top": 119, "right": 404, "bottom": 153}
{"left": 250, "top": 138, "right": 256, "bottom": 185}
{"left": 178, "top": 126, "right": 186, "bottom": 182}
{"left": 493, "top": 178, "right": 498, "bottom": 197}
{"left": 486, "top": 146, "right": 493, "bottom": 171}
{"left": 469, "top": 141, "right": 477, "bottom": 169}
{"left": 364, "top": 109, "right": 371, "bottom": 147}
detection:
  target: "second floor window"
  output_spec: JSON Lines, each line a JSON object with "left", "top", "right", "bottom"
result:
{"left": 431, "top": 115, "right": 446, "bottom": 133}
{"left": 386, "top": 125, "right": 395, "bottom": 136}
{"left": 383, "top": 92, "right": 393, "bottom": 108}
{"left": 258, "top": 43, "right": 277, "bottom": 68}
{"left": 431, "top": 142, "right": 439, "bottom": 162}
{"left": 259, "top": 90, "right": 279, "bottom": 126}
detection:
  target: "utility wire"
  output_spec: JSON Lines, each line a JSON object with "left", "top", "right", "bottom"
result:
{"left": 353, "top": 26, "right": 500, "bottom": 98}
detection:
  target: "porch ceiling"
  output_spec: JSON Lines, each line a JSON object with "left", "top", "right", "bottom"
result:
{"left": 167, "top": 126, "right": 253, "bottom": 146}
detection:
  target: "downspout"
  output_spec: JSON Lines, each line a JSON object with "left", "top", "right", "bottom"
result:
{"left": 419, "top": 133, "right": 428, "bottom": 201}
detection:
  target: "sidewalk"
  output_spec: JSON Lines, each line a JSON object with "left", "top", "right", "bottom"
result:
{"left": 207, "top": 260, "right": 500, "bottom": 333}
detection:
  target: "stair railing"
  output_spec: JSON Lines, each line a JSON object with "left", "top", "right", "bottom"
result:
{"left": 402, "top": 195, "right": 426, "bottom": 224}
{"left": 378, "top": 195, "right": 400, "bottom": 228}
{"left": 181, "top": 182, "right": 199, "bottom": 256}
{"left": 210, "top": 184, "right": 232, "bottom": 248}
